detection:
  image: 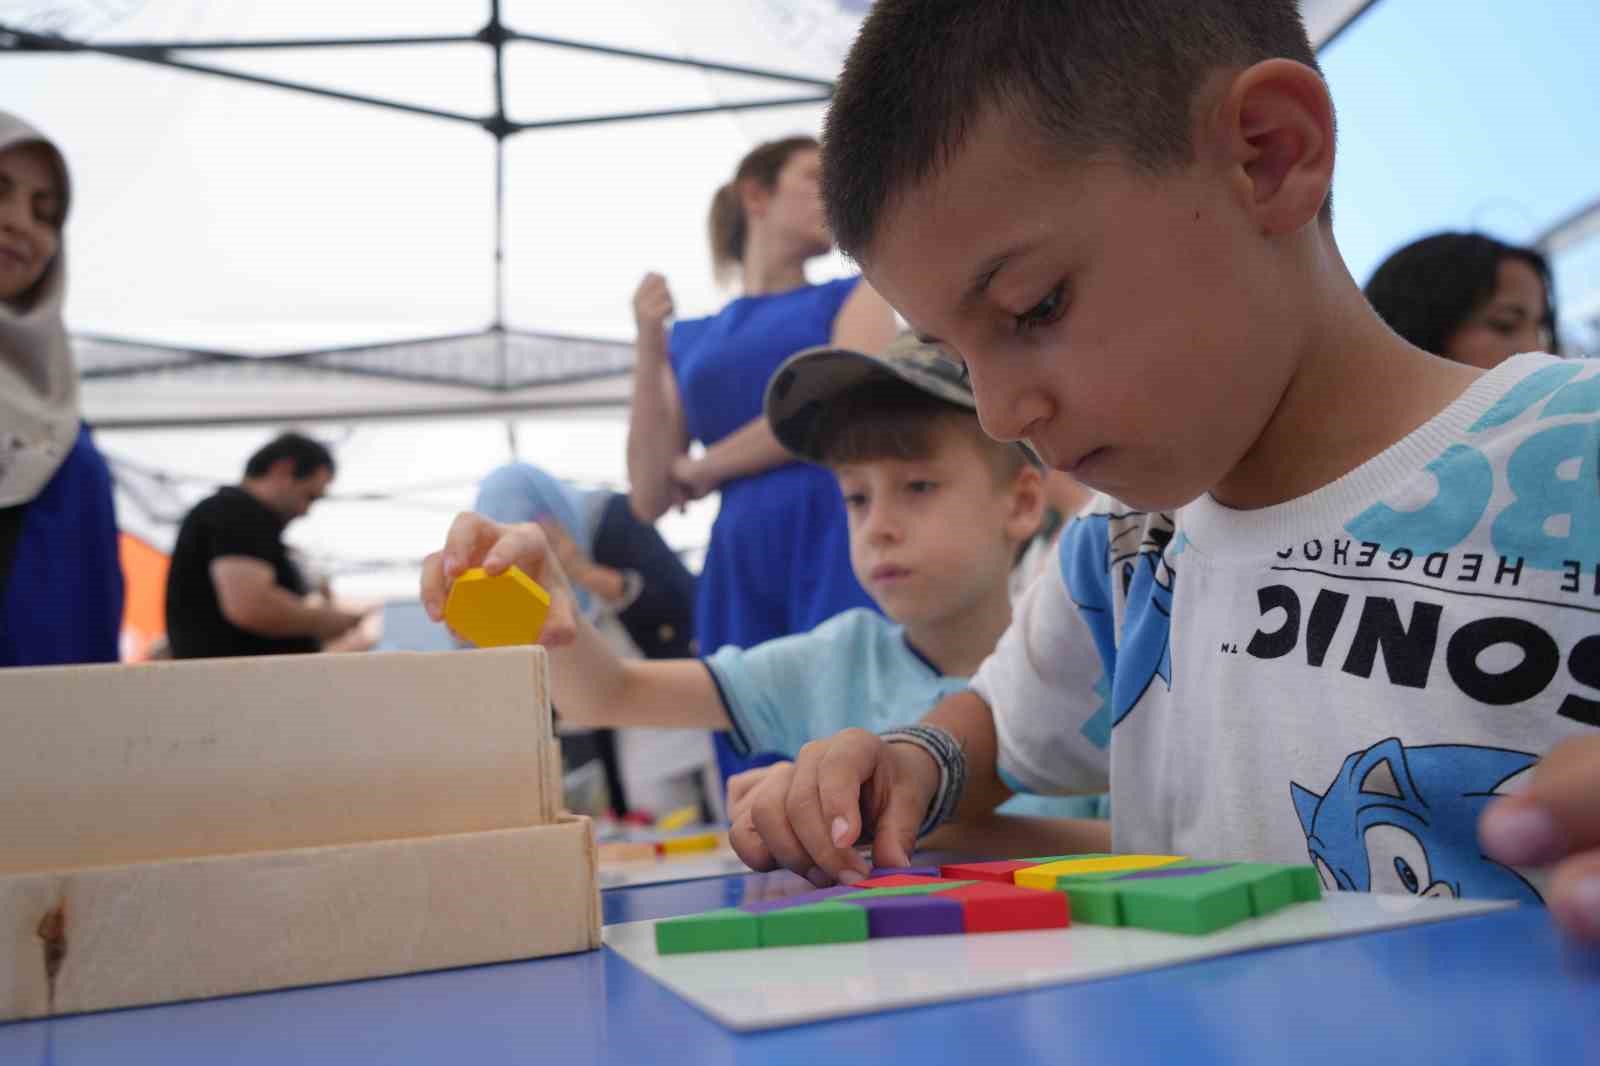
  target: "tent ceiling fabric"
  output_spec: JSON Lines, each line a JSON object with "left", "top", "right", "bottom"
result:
{"left": 4, "top": 0, "right": 1380, "bottom": 431}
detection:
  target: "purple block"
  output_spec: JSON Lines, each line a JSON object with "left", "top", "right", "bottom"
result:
{"left": 1115, "top": 863, "right": 1234, "bottom": 882}
{"left": 738, "top": 885, "right": 857, "bottom": 914}
{"left": 853, "top": 895, "right": 964, "bottom": 938}
{"left": 867, "top": 866, "right": 943, "bottom": 879}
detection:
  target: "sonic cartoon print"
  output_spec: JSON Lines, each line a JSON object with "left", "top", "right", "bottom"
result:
{"left": 1292, "top": 737, "right": 1542, "bottom": 902}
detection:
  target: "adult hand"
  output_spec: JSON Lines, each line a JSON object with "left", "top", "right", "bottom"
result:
{"left": 633, "top": 272, "right": 675, "bottom": 338}
{"left": 1479, "top": 734, "right": 1600, "bottom": 942}
{"left": 726, "top": 729, "right": 938, "bottom": 887}
{"left": 419, "top": 512, "right": 580, "bottom": 647}
{"left": 670, "top": 453, "right": 718, "bottom": 502}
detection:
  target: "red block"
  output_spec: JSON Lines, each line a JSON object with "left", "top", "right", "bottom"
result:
{"left": 943, "top": 882, "right": 1070, "bottom": 933}
{"left": 938, "top": 860, "right": 1039, "bottom": 884}
{"left": 850, "top": 874, "right": 959, "bottom": 890}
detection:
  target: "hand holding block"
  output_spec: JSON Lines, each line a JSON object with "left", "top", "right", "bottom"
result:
{"left": 445, "top": 566, "right": 551, "bottom": 647}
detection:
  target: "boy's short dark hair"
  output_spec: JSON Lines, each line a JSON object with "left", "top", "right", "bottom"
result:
{"left": 823, "top": 0, "right": 1327, "bottom": 258}
{"left": 244, "top": 432, "right": 336, "bottom": 480}
{"left": 813, "top": 377, "right": 1027, "bottom": 483}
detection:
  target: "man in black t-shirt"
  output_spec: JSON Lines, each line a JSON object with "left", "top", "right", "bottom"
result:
{"left": 165, "top": 433, "right": 363, "bottom": 659}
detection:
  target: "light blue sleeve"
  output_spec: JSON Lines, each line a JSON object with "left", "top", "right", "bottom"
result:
{"left": 703, "top": 611, "right": 871, "bottom": 758}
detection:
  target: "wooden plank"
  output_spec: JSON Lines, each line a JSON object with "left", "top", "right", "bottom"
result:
{"left": 0, "top": 649, "right": 559, "bottom": 874}
{"left": 1, "top": 816, "right": 599, "bottom": 1021}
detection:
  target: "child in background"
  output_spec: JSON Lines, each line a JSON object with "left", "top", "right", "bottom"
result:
{"left": 422, "top": 335, "right": 1112, "bottom": 866}
{"left": 729, "top": 0, "right": 1600, "bottom": 942}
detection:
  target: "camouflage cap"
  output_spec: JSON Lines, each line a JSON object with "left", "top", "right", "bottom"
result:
{"left": 764, "top": 331, "right": 977, "bottom": 462}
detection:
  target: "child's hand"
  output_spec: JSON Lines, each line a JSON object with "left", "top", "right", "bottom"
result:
{"left": 419, "top": 512, "right": 580, "bottom": 646}
{"left": 726, "top": 729, "right": 940, "bottom": 887}
{"left": 726, "top": 762, "right": 788, "bottom": 825}
{"left": 1479, "top": 734, "right": 1600, "bottom": 942}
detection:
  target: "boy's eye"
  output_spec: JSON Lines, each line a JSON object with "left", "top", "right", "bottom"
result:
{"left": 842, "top": 492, "right": 867, "bottom": 508}
{"left": 907, "top": 480, "right": 937, "bottom": 494}
{"left": 1014, "top": 283, "right": 1067, "bottom": 335}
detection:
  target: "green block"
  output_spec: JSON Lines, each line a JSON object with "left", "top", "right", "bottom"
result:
{"left": 1023, "top": 853, "right": 1116, "bottom": 864}
{"left": 1116, "top": 869, "right": 1254, "bottom": 935}
{"left": 1062, "top": 880, "right": 1125, "bottom": 926}
{"left": 837, "top": 880, "right": 976, "bottom": 901}
{"left": 1231, "top": 864, "right": 1299, "bottom": 917}
{"left": 757, "top": 902, "right": 869, "bottom": 948}
{"left": 1286, "top": 865, "right": 1323, "bottom": 901}
{"left": 655, "top": 908, "right": 760, "bottom": 955}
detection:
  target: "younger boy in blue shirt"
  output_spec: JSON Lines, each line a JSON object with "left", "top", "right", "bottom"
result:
{"left": 423, "top": 335, "right": 1105, "bottom": 835}
{"left": 727, "top": 0, "right": 1600, "bottom": 942}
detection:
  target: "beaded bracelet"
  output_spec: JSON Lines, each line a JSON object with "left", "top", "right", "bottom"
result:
{"left": 879, "top": 723, "right": 967, "bottom": 839}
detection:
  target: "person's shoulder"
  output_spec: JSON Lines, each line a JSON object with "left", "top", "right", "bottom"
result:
{"left": 808, "top": 606, "right": 895, "bottom": 639}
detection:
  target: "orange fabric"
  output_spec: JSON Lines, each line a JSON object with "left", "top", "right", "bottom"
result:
{"left": 119, "top": 532, "right": 169, "bottom": 661}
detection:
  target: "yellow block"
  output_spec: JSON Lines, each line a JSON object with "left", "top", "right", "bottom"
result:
{"left": 1013, "top": 854, "right": 1186, "bottom": 890}
{"left": 655, "top": 805, "right": 699, "bottom": 832}
{"left": 657, "top": 831, "right": 722, "bottom": 855}
{"left": 444, "top": 566, "right": 551, "bottom": 648}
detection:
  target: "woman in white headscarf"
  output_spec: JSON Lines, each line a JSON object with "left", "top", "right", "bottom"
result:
{"left": 0, "top": 111, "right": 122, "bottom": 666}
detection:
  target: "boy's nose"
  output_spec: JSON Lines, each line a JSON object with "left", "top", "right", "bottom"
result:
{"left": 968, "top": 365, "right": 1047, "bottom": 444}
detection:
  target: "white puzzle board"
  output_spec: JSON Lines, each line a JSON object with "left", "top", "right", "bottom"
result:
{"left": 604, "top": 894, "right": 1514, "bottom": 1031}
{"left": 598, "top": 850, "right": 754, "bottom": 889}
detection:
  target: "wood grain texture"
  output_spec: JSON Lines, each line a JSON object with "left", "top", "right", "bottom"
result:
{"left": 0, "top": 649, "right": 558, "bottom": 874}
{"left": 1, "top": 817, "right": 598, "bottom": 1021}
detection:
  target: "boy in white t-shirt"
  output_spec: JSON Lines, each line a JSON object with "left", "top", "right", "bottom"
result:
{"left": 727, "top": 0, "right": 1600, "bottom": 941}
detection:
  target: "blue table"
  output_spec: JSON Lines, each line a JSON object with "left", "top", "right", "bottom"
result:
{"left": 2, "top": 869, "right": 1596, "bottom": 1066}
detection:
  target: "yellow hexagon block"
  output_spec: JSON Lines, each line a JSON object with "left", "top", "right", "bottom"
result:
{"left": 444, "top": 566, "right": 551, "bottom": 647}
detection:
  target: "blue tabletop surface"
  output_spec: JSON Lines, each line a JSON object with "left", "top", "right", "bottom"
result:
{"left": 2, "top": 869, "right": 1597, "bottom": 1066}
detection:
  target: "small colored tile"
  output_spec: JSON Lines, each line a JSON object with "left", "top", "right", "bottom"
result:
{"left": 837, "top": 880, "right": 976, "bottom": 900}
{"left": 655, "top": 908, "right": 760, "bottom": 955}
{"left": 1116, "top": 869, "right": 1254, "bottom": 935}
{"left": 1286, "top": 865, "right": 1324, "bottom": 901}
{"left": 853, "top": 895, "right": 965, "bottom": 938}
{"left": 443, "top": 565, "right": 550, "bottom": 648}
{"left": 1013, "top": 854, "right": 1185, "bottom": 890}
{"left": 658, "top": 831, "right": 722, "bottom": 855}
{"left": 938, "top": 860, "right": 1038, "bottom": 883}
{"left": 758, "top": 902, "right": 870, "bottom": 948}
{"left": 1115, "top": 863, "right": 1235, "bottom": 882}
{"left": 851, "top": 874, "right": 952, "bottom": 890}
{"left": 739, "top": 886, "right": 857, "bottom": 914}
{"left": 868, "top": 866, "right": 943, "bottom": 879}
{"left": 1060, "top": 880, "right": 1126, "bottom": 926}
{"left": 942, "top": 882, "right": 1070, "bottom": 933}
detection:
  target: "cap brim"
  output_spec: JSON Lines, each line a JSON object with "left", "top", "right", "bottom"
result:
{"left": 764, "top": 345, "right": 974, "bottom": 462}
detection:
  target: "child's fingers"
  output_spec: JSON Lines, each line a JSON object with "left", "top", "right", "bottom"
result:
{"left": 440, "top": 512, "right": 500, "bottom": 578}
{"left": 1480, "top": 735, "right": 1600, "bottom": 866}
{"left": 728, "top": 810, "right": 778, "bottom": 873}
{"left": 1548, "top": 850, "right": 1600, "bottom": 943}
{"left": 866, "top": 774, "right": 928, "bottom": 871}
{"left": 419, "top": 551, "right": 447, "bottom": 621}
{"left": 749, "top": 768, "right": 823, "bottom": 883}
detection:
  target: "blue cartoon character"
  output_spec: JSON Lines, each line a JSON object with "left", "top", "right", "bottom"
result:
{"left": 1291, "top": 738, "right": 1541, "bottom": 902}
{"left": 1061, "top": 511, "right": 1177, "bottom": 743}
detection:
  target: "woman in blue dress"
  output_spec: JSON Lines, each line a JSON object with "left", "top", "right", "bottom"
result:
{"left": 626, "top": 135, "right": 897, "bottom": 784}
{"left": 0, "top": 111, "right": 123, "bottom": 667}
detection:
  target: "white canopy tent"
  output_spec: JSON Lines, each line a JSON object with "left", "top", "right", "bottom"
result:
{"left": 4, "top": 0, "right": 1593, "bottom": 605}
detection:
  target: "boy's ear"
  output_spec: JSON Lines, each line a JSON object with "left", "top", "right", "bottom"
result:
{"left": 1003, "top": 463, "right": 1047, "bottom": 544}
{"left": 1213, "top": 59, "right": 1335, "bottom": 235}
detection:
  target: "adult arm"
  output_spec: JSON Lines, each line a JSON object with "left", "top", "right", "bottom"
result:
{"left": 210, "top": 556, "right": 362, "bottom": 642}
{"left": 626, "top": 273, "right": 691, "bottom": 522}
{"left": 673, "top": 279, "right": 901, "bottom": 497}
